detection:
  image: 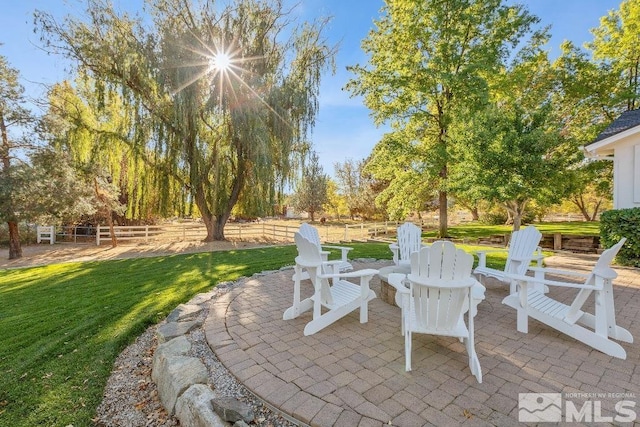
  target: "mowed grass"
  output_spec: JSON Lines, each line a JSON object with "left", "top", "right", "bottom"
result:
{"left": 0, "top": 241, "right": 507, "bottom": 426}
{"left": 422, "top": 221, "right": 601, "bottom": 239}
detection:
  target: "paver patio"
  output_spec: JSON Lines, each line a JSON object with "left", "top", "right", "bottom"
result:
{"left": 204, "top": 254, "right": 640, "bottom": 426}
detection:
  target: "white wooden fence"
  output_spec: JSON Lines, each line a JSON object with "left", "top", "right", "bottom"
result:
{"left": 36, "top": 225, "right": 55, "bottom": 245}
{"left": 39, "top": 221, "right": 423, "bottom": 246}
{"left": 95, "top": 222, "right": 306, "bottom": 245}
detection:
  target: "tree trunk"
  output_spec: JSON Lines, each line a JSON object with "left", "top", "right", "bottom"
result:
{"left": 512, "top": 212, "right": 522, "bottom": 231}
{"left": 2, "top": 112, "right": 20, "bottom": 259}
{"left": 107, "top": 213, "right": 117, "bottom": 248}
{"left": 201, "top": 213, "right": 215, "bottom": 241}
{"left": 213, "top": 214, "right": 228, "bottom": 240}
{"left": 438, "top": 189, "right": 448, "bottom": 238}
{"left": 505, "top": 200, "right": 527, "bottom": 231}
{"left": 590, "top": 200, "right": 602, "bottom": 221}
{"left": 7, "top": 220, "right": 22, "bottom": 259}
{"left": 573, "top": 196, "right": 592, "bottom": 221}
{"left": 195, "top": 189, "right": 233, "bottom": 242}
{"left": 470, "top": 206, "right": 479, "bottom": 221}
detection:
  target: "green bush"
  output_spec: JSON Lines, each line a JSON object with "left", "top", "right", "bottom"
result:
{"left": 480, "top": 209, "right": 535, "bottom": 226}
{"left": 480, "top": 211, "right": 508, "bottom": 225}
{"left": 600, "top": 208, "right": 640, "bottom": 267}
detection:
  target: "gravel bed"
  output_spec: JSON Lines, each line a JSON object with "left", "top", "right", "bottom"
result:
{"left": 95, "top": 278, "right": 296, "bottom": 427}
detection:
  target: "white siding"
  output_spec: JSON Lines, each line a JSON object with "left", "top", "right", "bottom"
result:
{"left": 613, "top": 140, "right": 640, "bottom": 209}
{"left": 635, "top": 145, "right": 640, "bottom": 203}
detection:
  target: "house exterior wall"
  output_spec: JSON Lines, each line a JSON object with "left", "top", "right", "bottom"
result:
{"left": 611, "top": 134, "right": 640, "bottom": 209}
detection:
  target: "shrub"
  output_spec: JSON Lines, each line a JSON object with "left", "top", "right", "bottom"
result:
{"left": 480, "top": 211, "right": 508, "bottom": 225}
{"left": 600, "top": 208, "right": 640, "bottom": 267}
{"left": 480, "top": 209, "right": 535, "bottom": 226}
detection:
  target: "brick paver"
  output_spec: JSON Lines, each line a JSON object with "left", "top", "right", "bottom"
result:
{"left": 204, "top": 256, "right": 640, "bottom": 426}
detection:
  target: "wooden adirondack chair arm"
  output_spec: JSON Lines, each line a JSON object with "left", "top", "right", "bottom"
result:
{"left": 527, "top": 266, "right": 591, "bottom": 279}
{"left": 317, "top": 268, "right": 378, "bottom": 280}
{"left": 505, "top": 272, "right": 605, "bottom": 290}
{"left": 294, "top": 257, "right": 344, "bottom": 269}
{"left": 528, "top": 265, "right": 618, "bottom": 281}
{"left": 322, "top": 245, "right": 353, "bottom": 252}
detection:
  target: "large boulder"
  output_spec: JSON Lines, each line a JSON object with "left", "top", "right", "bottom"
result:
{"left": 155, "top": 356, "right": 208, "bottom": 414}
{"left": 175, "top": 384, "right": 226, "bottom": 427}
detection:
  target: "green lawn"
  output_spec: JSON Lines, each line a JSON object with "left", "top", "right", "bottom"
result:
{"left": 0, "top": 241, "right": 509, "bottom": 426}
{"left": 422, "top": 221, "right": 600, "bottom": 239}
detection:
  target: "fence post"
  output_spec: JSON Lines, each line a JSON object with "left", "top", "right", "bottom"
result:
{"left": 96, "top": 226, "right": 101, "bottom": 246}
{"left": 36, "top": 226, "right": 55, "bottom": 245}
{"left": 554, "top": 233, "right": 562, "bottom": 250}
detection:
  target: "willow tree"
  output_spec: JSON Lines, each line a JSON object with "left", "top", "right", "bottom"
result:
{"left": 36, "top": 0, "right": 334, "bottom": 240}
{"left": 42, "top": 78, "right": 178, "bottom": 223}
{"left": 346, "top": 0, "right": 539, "bottom": 237}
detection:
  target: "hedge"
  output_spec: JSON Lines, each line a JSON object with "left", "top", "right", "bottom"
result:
{"left": 600, "top": 208, "right": 640, "bottom": 267}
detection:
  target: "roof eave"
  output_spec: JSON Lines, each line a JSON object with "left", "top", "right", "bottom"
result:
{"left": 585, "top": 123, "right": 640, "bottom": 155}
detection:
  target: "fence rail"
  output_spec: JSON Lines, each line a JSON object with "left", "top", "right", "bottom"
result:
{"left": 40, "top": 221, "right": 424, "bottom": 246}
{"left": 94, "top": 222, "right": 328, "bottom": 245}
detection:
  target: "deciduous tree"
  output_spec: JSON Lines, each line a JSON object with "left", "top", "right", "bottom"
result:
{"left": 347, "top": 0, "right": 539, "bottom": 236}
{"left": 292, "top": 151, "right": 327, "bottom": 222}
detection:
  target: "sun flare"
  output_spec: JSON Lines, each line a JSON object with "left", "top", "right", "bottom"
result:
{"left": 210, "top": 52, "right": 231, "bottom": 72}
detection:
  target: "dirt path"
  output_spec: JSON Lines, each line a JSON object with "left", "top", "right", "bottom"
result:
{"left": 0, "top": 240, "right": 271, "bottom": 270}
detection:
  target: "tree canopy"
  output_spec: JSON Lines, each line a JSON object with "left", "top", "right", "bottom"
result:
{"left": 347, "top": 0, "right": 541, "bottom": 236}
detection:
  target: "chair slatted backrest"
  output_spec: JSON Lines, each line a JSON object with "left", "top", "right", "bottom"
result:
{"left": 294, "top": 232, "right": 333, "bottom": 304}
{"left": 566, "top": 238, "right": 626, "bottom": 321}
{"left": 299, "top": 223, "right": 322, "bottom": 248}
{"left": 398, "top": 222, "right": 423, "bottom": 263}
{"left": 505, "top": 225, "right": 543, "bottom": 275}
{"left": 294, "top": 231, "right": 323, "bottom": 267}
{"left": 590, "top": 237, "right": 626, "bottom": 282}
{"left": 410, "top": 241, "right": 474, "bottom": 332}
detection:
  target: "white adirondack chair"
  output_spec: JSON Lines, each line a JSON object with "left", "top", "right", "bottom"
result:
{"left": 502, "top": 238, "right": 632, "bottom": 359}
{"left": 299, "top": 222, "right": 353, "bottom": 272}
{"left": 389, "top": 222, "right": 425, "bottom": 267}
{"left": 474, "top": 225, "right": 543, "bottom": 294}
{"left": 283, "top": 232, "right": 378, "bottom": 336}
{"left": 401, "top": 241, "right": 482, "bottom": 382}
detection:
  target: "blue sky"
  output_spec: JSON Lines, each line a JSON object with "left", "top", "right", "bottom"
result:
{"left": 0, "top": 0, "right": 624, "bottom": 176}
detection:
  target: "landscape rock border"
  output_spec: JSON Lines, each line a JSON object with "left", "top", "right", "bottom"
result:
{"left": 149, "top": 267, "right": 304, "bottom": 427}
